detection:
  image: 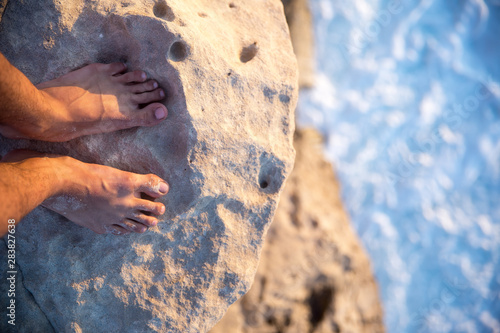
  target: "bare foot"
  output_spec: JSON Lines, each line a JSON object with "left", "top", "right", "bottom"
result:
{"left": 3, "top": 63, "right": 168, "bottom": 142}
{"left": 2, "top": 150, "right": 169, "bottom": 235}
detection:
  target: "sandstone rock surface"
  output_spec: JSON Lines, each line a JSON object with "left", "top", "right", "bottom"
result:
{"left": 0, "top": 0, "right": 297, "bottom": 332}
{"left": 211, "top": 2, "right": 385, "bottom": 331}
{"left": 210, "top": 129, "right": 385, "bottom": 333}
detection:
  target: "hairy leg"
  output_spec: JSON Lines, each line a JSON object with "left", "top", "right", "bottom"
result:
{"left": 0, "top": 52, "right": 168, "bottom": 142}
{"left": 0, "top": 150, "right": 169, "bottom": 236}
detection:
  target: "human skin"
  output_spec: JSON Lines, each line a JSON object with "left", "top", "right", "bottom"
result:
{"left": 0, "top": 53, "right": 168, "bottom": 142}
{"left": 0, "top": 53, "right": 170, "bottom": 236}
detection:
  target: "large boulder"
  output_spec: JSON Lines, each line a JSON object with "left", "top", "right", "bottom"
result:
{"left": 0, "top": 0, "right": 297, "bottom": 332}
{"left": 210, "top": 129, "right": 385, "bottom": 333}
{"left": 211, "top": 2, "right": 385, "bottom": 331}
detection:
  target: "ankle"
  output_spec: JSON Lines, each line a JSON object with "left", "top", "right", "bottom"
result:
{"left": 0, "top": 88, "right": 60, "bottom": 141}
{"left": 49, "top": 156, "right": 82, "bottom": 195}
{"left": 21, "top": 90, "right": 68, "bottom": 141}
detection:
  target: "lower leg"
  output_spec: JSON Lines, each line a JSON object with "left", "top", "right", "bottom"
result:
{"left": 0, "top": 150, "right": 169, "bottom": 236}
{"left": 0, "top": 52, "right": 168, "bottom": 142}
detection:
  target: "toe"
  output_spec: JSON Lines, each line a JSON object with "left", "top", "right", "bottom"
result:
{"left": 130, "top": 213, "right": 159, "bottom": 227}
{"left": 129, "top": 80, "right": 159, "bottom": 93}
{"left": 131, "top": 88, "right": 165, "bottom": 105}
{"left": 122, "top": 102, "right": 167, "bottom": 127}
{"left": 137, "top": 199, "right": 166, "bottom": 216}
{"left": 137, "top": 174, "right": 169, "bottom": 198}
{"left": 106, "top": 62, "right": 127, "bottom": 76}
{"left": 136, "top": 103, "right": 168, "bottom": 125}
{"left": 118, "top": 70, "right": 148, "bottom": 83}
{"left": 119, "top": 219, "right": 148, "bottom": 233}
{"left": 106, "top": 225, "right": 131, "bottom": 235}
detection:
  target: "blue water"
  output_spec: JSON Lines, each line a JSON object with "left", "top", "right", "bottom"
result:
{"left": 298, "top": 0, "right": 500, "bottom": 332}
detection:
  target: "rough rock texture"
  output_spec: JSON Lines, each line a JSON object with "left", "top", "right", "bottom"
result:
{"left": 0, "top": 0, "right": 297, "bottom": 332}
{"left": 210, "top": 129, "right": 385, "bottom": 333}
{"left": 210, "top": 1, "right": 385, "bottom": 330}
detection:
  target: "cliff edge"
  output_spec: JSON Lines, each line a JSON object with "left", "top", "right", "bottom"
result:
{"left": 210, "top": 0, "right": 385, "bottom": 331}
{"left": 210, "top": 129, "right": 385, "bottom": 333}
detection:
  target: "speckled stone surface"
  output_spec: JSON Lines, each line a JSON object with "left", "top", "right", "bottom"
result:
{"left": 0, "top": 0, "right": 297, "bottom": 331}
{"left": 210, "top": 129, "right": 385, "bottom": 333}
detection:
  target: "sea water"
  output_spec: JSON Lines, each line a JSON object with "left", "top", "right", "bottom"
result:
{"left": 298, "top": 0, "right": 500, "bottom": 332}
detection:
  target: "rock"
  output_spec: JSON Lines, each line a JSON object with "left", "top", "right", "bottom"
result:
{"left": 211, "top": 1, "right": 385, "bottom": 331}
{"left": 0, "top": 239, "right": 55, "bottom": 333}
{"left": 0, "top": 0, "right": 7, "bottom": 22}
{"left": 0, "top": 0, "right": 297, "bottom": 332}
{"left": 282, "top": 0, "right": 315, "bottom": 88}
{"left": 209, "top": 129, "right": 385, "bottom": 333}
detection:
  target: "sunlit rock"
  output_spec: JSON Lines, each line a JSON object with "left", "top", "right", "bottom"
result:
{"left": 0, "top": 0, "right": 297, "bottom": 331}
{"left": 210, "top": 129, "right": 385, "bottom": 333}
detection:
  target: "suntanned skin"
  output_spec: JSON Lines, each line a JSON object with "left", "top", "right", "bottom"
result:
{"left": 0, "top": 53, "right": 170, "bottom": 236}
{"left": 0, "top": 53, "right": 167, "bottom": 142}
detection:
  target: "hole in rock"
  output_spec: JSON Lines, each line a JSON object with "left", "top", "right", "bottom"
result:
{"left": 153, "top": 1, "right": 175, "bottom": 21}
{"left": 168, "top": 41, "right": 188, "bottom": 62}
{"left": 341, "top": 255, "right": 352, "bottom": 272}
{"left": 279, "top": 94, "right": 291, "bottom": 104}
{"left": 284, "top": 313, "right": 291, "bottom": 327}
{"left": 240, "top": 42, "right": 258, "bottom": 63}
{"left": 307, "top": 284, "right": 334, "bottom": 329}
{"left": 258, "top": 277, "right": 267, "bottom": 301}
{"left": 258, "top": 152, "right": 285, "bottom": 193}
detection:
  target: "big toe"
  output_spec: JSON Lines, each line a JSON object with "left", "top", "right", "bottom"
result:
{"left": 137, "top": 174, "right": 169, "bottom": 198}
{"left": 135, "top": 103, "right": 168, "bottom": 126}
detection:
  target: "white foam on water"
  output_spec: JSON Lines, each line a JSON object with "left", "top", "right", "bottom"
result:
{"left": 299, "top": 0, "right": 500, "bottom": 331}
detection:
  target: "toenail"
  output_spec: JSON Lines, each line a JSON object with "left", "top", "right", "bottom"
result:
{"left": 153, "top": 81, "right": 158, "bottom": 89}
{"left": 160, "top": 205, "right": 166, "bottom": 215}
{"left": 155, "top": 108, "right": 166, "bottom": 120}
{"left": 160, "top": 90, "right": 165, "bottom": 98}
{"left": 141, "top": 72, "right": 146, "bottom": 80}
{"left": 159, "top": 182, "right": 169, "bottom": 194}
